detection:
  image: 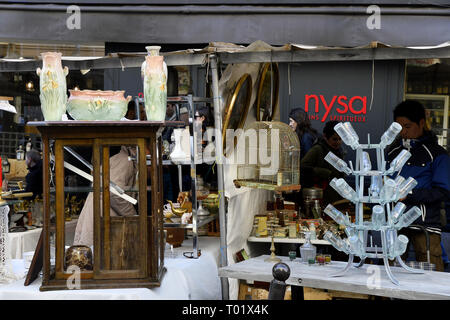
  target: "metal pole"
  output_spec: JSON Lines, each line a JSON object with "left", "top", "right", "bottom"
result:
{"left": 210, "top": 54, "right": 229, "bottom": 300}
{"left": 188, "top": 94, "right": 199, "bottom": 259}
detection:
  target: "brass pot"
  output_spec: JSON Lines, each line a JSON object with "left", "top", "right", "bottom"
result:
{"left": 64, "top": 245, "right": 93, "bottom": 271}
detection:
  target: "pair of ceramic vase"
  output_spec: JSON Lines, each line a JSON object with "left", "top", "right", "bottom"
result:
{"left": 36, "top": 46, "right": 167, "bottom": 121}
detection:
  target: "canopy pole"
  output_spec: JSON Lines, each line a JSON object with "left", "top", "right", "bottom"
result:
{"left": 210, "top": 54, "right": 229, "bottom": 300}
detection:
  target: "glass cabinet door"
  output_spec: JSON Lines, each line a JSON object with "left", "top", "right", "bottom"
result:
{"left": 92, "top": 139, "right": 148, "bottom": 279}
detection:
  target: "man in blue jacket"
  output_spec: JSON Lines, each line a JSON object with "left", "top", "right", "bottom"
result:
{"left": 387, "top": 100, "right": 450, "bottom": 271}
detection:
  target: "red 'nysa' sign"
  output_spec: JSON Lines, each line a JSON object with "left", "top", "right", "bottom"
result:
{"left": 305, "top": 94, "right": 367, "bottom": 122}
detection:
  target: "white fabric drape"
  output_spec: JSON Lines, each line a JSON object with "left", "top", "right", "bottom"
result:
{"left": 0, "top": 205, "right": 21, "bottom": 284}
{"left": 218, "top": 43, "right": 279, "bottom": 299}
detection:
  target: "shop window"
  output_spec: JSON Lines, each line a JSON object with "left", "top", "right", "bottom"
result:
{"left": 406, "top": 59, "right": 450, "bottom": 150}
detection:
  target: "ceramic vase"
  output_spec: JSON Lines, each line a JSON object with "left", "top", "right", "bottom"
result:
{"left": 36, "top": 52, "right": 69, "bottom": 121}
{"left": 142, "top": 46, "right": 167, "bottom": 121}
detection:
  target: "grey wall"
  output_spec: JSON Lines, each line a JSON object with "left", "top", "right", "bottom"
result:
{"left": 278, "top": 59, "right": 406, "bottom": 161}
{"left": 104, "top": 68, "right": 142, "bottom": 98}
{"left": 103, "top": 65, "right": 204, "bottom": 99}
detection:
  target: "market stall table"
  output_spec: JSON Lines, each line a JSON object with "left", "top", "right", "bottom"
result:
{"left": 0, "top": 236, "right": 221, "bottom": 300}
{"left": 219, "top": 255, "right": 450, "bottom": 300}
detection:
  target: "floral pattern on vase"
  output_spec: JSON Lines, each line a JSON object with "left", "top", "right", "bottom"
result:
{"left": 142, "top": 46, "right": 167, "bottom": 121}
{"left": 36, "top": 52, "right": 69, "bottom": 121}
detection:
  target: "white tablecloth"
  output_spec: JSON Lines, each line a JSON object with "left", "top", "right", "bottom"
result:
{"left": 0, "top": 236, "right": 222, "bottom": 300}
{"left": 7, "top": 219, "right": 78, "bottom": 259}
{"left": 7, "top": 228, "right": 42, "bottom": 260}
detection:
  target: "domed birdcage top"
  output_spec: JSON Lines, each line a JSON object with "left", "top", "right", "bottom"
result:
{"left": 233, "top": 121, "right": 301, "bottom": 192}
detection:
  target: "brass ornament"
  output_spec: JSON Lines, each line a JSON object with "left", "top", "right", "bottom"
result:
{"left": 256, "top": 63, "right": 279, "bottom": 122}
{"left": 222, "top": 73, "right": 253, "bottom": 155}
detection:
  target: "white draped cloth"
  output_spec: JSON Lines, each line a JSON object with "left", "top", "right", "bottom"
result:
{"left": 218, "top": 48, "right": 278, "bottom": 299}
{"left": 0, "top": 205, "right": 21, "bottom": 284}
{"left": 0, "top": 237, "right": 221, "bottom": 300}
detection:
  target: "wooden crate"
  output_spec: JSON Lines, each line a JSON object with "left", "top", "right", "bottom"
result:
{"left": 238, "top": 282, "right": 375, "bottom": 300}
{"left": 238, "top": 281, "right": 291, "bottom": 300}
{"left": 304, "top": 287, "right": 375, "bottom": 300}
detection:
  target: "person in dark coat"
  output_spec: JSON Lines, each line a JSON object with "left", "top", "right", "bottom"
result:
{"left": 387, "top": 100, "right": 450, "bottom": 271}
{"left": 288, "top": 108, "right": 319, "bottom": 160}
{"left": 301, "top": 120, "right": 345, "bottom": 206}
{"left": 24, "top": 149, "right": 43, "bottom": 200}
{"left": 286, "top": 108, "right": 320, "bottom": 207}
{"left": 386, "top": 100, "right": 450, "bottom": 271}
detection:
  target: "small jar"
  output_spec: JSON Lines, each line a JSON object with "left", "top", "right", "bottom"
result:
{"left": 288, "top": 251, "right": 297, "bottom": 261}
{"left": 317, "top": 254, "right": 325, "bottom": 265}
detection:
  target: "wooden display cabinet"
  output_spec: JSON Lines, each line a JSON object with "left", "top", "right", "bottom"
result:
{"left": 28, "top": 121, "right": 182, "bottom": 291}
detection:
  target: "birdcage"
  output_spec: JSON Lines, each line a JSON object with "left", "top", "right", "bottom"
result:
{"left": 233, "top": 121, "right": 301, "bottom": 192}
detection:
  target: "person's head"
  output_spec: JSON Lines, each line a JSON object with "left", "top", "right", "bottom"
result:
{"left": 289, "top": 107, "right": 317, "bottom": 137}
{"left": 393, "top": 100, "right": 427, "bottom": 140}
{"left": 26, "top": 149, "right": 41, "bottom": 168}
{"left": 323, "top": 120, "right": 342, "bottom": 150}
{"left": 125, "top": 101, "right": 137, "bottom": 120}
{"left": 166, "top": 103, "right": 175, "bottom": 118}
{"left": 194, "top": 106, "right": 209, "bottom": 125}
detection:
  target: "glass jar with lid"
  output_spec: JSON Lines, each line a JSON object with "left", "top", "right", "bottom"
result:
{"left": 16, "top": 145, "right": 25, "bottom": 160}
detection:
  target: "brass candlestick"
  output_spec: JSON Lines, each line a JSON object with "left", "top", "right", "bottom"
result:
{"left": 264, "top": 223, "right": 281, "bottom": 263}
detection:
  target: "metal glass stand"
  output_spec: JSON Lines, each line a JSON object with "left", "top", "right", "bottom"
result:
{"left": 323, "top": 122, "right": 423, "bottom": 285}
{"left": 137, "top": 95, "right": 218, "bottom": 259}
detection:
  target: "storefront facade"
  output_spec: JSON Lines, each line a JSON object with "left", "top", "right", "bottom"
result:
{"left": 1, "top": 1, "right": 448, "bottom": 153}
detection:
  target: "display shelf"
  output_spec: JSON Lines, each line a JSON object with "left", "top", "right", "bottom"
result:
{"left": 49, "top": 187, "right": 151, "bottom": 193}
{"left": 164, "top": 213, "right": 218, "bottom": 229}
{"left": 233, "top": 179, "right": 301, "bottom": 192}
{"left": 247, "top": 236, "right": 331, "bottom": 245}
{"left": 137, "top": 94, "right": 218, "bottom": 258}
{"left": 160, "top": 157, "right": 216, "bottom": 166}
{"left": 139, "top": 96, "right": 213, "bottom": 104}
{"left": 131, "top": 156, "right": 217, "bottom": 166}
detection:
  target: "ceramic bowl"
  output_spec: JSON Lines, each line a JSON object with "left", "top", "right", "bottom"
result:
{"left": 67, "top": 89, "right": 132, "bottom": 120}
